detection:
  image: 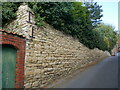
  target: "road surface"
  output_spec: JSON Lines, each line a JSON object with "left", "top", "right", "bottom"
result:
{"left": 55, "top": 53, "right": 119, "bottom": 88}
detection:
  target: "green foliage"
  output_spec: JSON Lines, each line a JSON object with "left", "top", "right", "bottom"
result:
{"left": 27, "top": 2, "right": 104, "bottom": 50}
{"left": 84, "top": 2, "right": 103, "bottom": 27}
{"left": 3, "top": 2, "right": 116, "bottom": 52}
{"left": 27, "top": 2, "right": 45, "bottom": 27}
{"left": 93, "top": 23, "right": 117, "bottom": 52}
{"left": 2, "top": 2, "right": 21, "bottom": 27}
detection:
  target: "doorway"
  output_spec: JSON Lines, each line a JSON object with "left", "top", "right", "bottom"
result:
{"left": 2, "top": 44, "right": 17, "bottom": 88}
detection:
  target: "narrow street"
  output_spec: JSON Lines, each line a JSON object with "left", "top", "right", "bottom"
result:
{"left": 55, "top": 53, "right": 119, "bottom": 88}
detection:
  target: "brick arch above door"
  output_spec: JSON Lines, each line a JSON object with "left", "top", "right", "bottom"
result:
{"left": 0, "top": 30, "right": 26, "bottom": 88}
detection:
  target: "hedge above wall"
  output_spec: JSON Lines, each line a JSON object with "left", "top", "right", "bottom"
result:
{"left": 2, "top": 2, "right": 22, "bottom": 27}
{"left": 2, "top": 2, "right": 117, "bottom": 53}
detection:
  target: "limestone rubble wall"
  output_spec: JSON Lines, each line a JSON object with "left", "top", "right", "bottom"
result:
{"left": 4, "top": 4, "right": 110, "bottom": 88}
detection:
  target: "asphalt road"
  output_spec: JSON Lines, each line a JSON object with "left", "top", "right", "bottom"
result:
{"left": 55, "top": 53, "right": 119, "bottom": 88}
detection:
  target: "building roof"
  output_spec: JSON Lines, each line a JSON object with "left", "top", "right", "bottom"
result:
{"left": 0, "top": 29, "right": 26, "bottom": 38}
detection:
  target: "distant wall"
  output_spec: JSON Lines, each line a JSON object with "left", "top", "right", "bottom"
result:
{"left": 4, "top": 4, "right": 110, "bottom": 88}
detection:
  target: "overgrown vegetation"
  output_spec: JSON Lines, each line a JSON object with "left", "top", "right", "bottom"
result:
{"left": 2, "top": 2, "right": 21, "bottom": 26}
{"left": 93, "top": 23, "right": 117, "bottom": 52}
{"left": 2, "top": 2, "right": 117, "bottom": 53}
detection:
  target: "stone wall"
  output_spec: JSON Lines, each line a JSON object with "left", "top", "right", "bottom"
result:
{"left": 4, "top": 4, "right": 110, "bottom": 88}
{"left": 4, "top": 3, "right": 35, "bottom": 39}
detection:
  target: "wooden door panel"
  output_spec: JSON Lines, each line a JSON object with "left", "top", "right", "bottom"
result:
{"left": 2, "top": 45, "right": 17, "bottom": 88}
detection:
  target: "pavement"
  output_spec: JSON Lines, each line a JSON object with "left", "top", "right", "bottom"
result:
{"left": 55, "top": 53, "right": 119, "bottom": 88}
